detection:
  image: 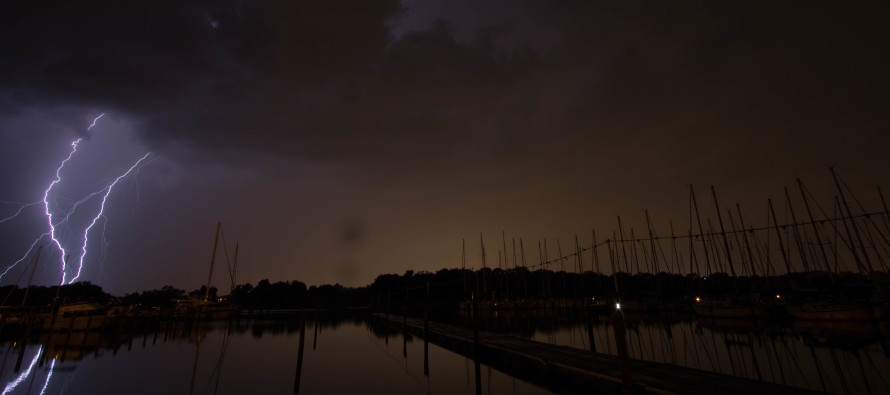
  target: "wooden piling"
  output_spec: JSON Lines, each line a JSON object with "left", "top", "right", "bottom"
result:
{"left": 424, "top": 281, "right": 430, "bottom": 377}
{"left": 611, "top": 309, "right": 634, "bottom": 394}
{"left": 293, "top": 308, "right": 306, "bottom": 394}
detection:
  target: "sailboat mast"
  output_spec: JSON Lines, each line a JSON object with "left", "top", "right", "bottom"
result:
{"left": 797, "top": 180, "right": 832, "bottom": 273}
{"left": 205, "top": 222, "right": 221, "bottom": 303}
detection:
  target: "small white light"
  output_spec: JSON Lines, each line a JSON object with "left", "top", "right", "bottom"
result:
{"left": 616, "top": 303, "right": 621, "bottom": 310}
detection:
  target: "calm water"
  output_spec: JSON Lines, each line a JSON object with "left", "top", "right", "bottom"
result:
{"left": 2, "top": 311, "right": 888, "bottom": 394}
{"left": 0, "top": 314, "right": 553, "bottom": 395}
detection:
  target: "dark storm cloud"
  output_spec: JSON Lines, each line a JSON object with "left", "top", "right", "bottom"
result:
{"left": 4, "top": 0, "right": 888, "bottom": 170}
{"left": 1, "top": 0, "right": 524, "bottom": 163}
{"left": 4, "top": 0, "right": 890, "bottom": 290}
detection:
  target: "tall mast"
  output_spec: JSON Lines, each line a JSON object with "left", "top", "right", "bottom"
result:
{"left": 669, "top": 221, "right": 681, "bottom": 275}
{"left": 608, "top": 234, "right": 620, "bottom": 297}
{"left": 688, "top": 196, "right": 700, "bottom": 275}
{"left": 480, "top": 233, "right": 487, "bottom": 295}
{"left": 630, "top": 228, "right": 640, "bottom": 274}
{"left": 538, "top": 240, "right": 545, "bottom": 298}
{"left": 831, "top": 168, "right": 876, "bottom": 274}
{"left": 618, "top": 217, "right": 630, "bottom": 273}
{"left": 557, "top": 238, "right": 567, "bottom": 295}
{"left": 797, "top": 180, "right": 832, "bottom": 273}
{"left": 691, "top": 185, "right": 712, "bottom": 275}
{"left": 520, "top": 238, "right": 528, "bottom": 297}
{"left": 575, "top": 234, "right": 583, "bottom": 274}
{"left": 512, "top": 238, "right": 517, "bottom": 269}
{"left": 707, "top": 219, "right": 724, "bottom": 274}
{"left": 592, "top": 229, "right": 600, "bottom": 274}
{"left": 502, "top": 231, "right": 508, "bottom": 269}
{"left": 512, "top": 237, "right": 517, "bottom": 298}
{"left": 544, "top": 239, "right": 551, "bottom": 298}
{"left": 645, "top": 210, "right": 660, "bottom": 273}
{"left": 502, "top": 231, "right": 509, "bottom": 298}
{"left": 462, "top": 239, "right": 467, "bottom": 295}
{"left": 831, "top": 168, "right": 881, "bottom": 296}
{"left": 575, "top": 234, "right": 583, "bottom": 297}
{"left": 877, "top": 186, "right": 890, "bottom": 237}
{"left": 768, "top": 199, "right": 792, "bottom": 275}
{"left": 205, "top": 222, "right": 221, "bottom": 303}
{"left": 727, "top": 209, "right": 749, "bottom": 277}
{"left": 230, "top": 243, "right": 239, "bottom": 298}
{"left": 784, "top": 187, "right": 811, "bottom": 272}
{"left": 711, "top": 186, "right": 737, "bottom": 280}
{"left": 735, "top": 204, "right": 758, "bottom": 280}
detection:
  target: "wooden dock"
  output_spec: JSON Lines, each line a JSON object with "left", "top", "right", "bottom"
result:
{"left": 373, "top": 313, "right": 823, "bottom": 395}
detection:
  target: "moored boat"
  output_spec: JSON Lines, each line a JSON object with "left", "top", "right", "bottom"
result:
{"left": 41, "top": 302, "right": 113, "bottom": 331}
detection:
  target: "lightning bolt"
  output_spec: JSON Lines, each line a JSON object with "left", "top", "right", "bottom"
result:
{"left": 2, "top": 346, "right": 42, "bottom": 395}
{"left": 66, "top": 152, "right": 150, "bottom": 284}
{"left": 0, "top": 113, "right": 150, "bottom": 285}
{"left": 88, "top": 113, "right": 105, "bottom": 130}
{"left": 40, "top": 358, "right": 56, "bottom": 395}
{"left": 0, "top": 138, "right": 83, "bottom": 281}
{"left": 44, "top": 138, "right": 84, "bottom": 279}
{"left": 0, "top": 201, "right": 41, "bottom": 224}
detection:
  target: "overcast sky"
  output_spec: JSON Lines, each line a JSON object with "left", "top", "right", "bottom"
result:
{"left": 1, "top": 1, "right": 889, "bottom": 295}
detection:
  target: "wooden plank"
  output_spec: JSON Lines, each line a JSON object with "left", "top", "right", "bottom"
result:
{"left": 373, "top": 313, "right": 824, "bottom": 395}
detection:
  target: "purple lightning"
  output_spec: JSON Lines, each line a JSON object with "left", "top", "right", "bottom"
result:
{"left": 0, "top": 138, "right": 82, "bottom": 280}
{"left": 0, "top": 201, "right": 41, "bottom": 224}
{"left": 45, "top": 138, "right": 83, "bottom": 279}
{"left": 40, "top": 358, "right": 56, "bottom": 395}
{"left": 0, "top": 113, "right": 150, "bottom": 285}
{"left": 88, "top": 113, "right": 105, "bottom": 130}
{"left": 2, "top": 346, "right": 42, "bottom": 394}
{"left": 67, "top": 152, "right": 151, "bottom": 284}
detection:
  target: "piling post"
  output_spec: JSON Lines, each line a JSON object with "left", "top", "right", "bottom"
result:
{"left": 586, "top": 308, "right": 597, "bottom": 353}
{"left": 424, "top": 281, "right": 430, "bottom": 377}
{"left": 471, "top": 290, "right": 482, "bottom": 395}
{"left": 403, "top": 287, "right": 408, "bottom": 358}
{"left": 293, "top": 308, "right": 306, "bottom": 393}
{"left": 612, "top": 308, "right": 634, "bottom": 394}
{"left": 312, "top": 319, "right": 319, "bottom": 351}
{"left": 13, "top": 337, "right": 26, "bottom": 373}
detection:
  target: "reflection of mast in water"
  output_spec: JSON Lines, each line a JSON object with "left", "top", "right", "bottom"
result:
{"left": 188, "top": 332, "right": 202, "bottom": 395}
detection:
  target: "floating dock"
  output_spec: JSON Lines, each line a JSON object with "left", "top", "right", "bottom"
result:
{"left": 373, "top": 313, "right": 823, "bottom": 395}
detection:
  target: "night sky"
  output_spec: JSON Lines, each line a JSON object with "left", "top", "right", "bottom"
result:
{"left": 2, "top": 1, "right": 889, "bottom": 295}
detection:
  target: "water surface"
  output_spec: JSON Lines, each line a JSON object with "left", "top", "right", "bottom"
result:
{"left": 0, "top": 314, "right": 553, "bottom": 395}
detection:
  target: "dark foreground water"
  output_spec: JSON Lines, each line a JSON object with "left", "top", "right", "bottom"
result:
{"left": 2, "top": 311, "right": 889, "bottom": 394}
{"left": 0, "top": 314, "right": 552, "bottom": 395}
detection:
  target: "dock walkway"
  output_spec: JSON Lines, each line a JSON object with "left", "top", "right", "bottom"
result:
{"left": 373, "top": 313, "right": 822, "bottom": 395}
